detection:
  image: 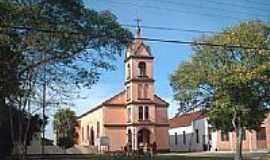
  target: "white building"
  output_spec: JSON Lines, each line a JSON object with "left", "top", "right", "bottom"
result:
{"left": 169, "top": 111, "right": 217, "bottom": 152}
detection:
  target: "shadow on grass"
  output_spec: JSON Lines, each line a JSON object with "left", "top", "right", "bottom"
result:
{"left": 90, "top": 155, "right": 233, "bottom": 160}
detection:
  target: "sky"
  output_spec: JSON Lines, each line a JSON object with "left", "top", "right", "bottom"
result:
{"left": 45, "top": 0, "right": 270, "bottom": 139}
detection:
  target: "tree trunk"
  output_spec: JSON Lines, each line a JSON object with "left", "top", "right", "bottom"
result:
{"left": 235, "top": 127, "right": 243, "bottom": 160}
{"left": 12, "top": 141, "right": 26, "bottom": 160}
{"left": 232, "top": 111, "right": 243, "bottom": 160}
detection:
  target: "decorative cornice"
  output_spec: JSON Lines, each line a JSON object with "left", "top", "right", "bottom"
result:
{"left": 155, "top": 104, "right": 169, "bottom": 108}
{"left": 103, "top": 102, "right": 168, "bottom": 108}
{"left": 124, "top": 56, "right": 154, "bottom": 63}
{"left": 128, "top": 122, "right": 169, "bottom": 127}
{"left": 125, "top": 78, "right": 155, "bottom": 85}
{"left": 103, "top": 103, "right": 125, "bottom": 107}
{"left": 125, "top": 100, "right": 156, "bottom": 106}
{"left": 104, "top": 123, "right": 169, "bottom": 127}
{"left": 103, "top": 124, "right": 127, "bottom": 127}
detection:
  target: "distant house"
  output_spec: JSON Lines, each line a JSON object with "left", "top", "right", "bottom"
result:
{"left": 169, "top": 111, "right": 270, "bottom": 152}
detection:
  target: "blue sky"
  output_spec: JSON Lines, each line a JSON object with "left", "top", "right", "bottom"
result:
{"left": 46, "top": 0, "right": 270, "bottom": 139}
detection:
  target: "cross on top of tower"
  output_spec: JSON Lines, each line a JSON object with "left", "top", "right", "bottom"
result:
{"left": 135, "top": 17, "right": 141, "bottom": 28}
{"left": 134, "top": 17, "right": 141, "bottom": 38}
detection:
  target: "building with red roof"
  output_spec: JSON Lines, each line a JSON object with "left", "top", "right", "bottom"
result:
{"left": 169, "top": 111, "right": 270, "bottom": 152}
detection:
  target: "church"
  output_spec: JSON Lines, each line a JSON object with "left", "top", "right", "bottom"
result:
{"left": 76, "top": 25, "right": 169, "bottom": 152}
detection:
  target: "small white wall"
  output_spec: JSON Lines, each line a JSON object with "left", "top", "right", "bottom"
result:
{"left": 169, "top": 118, "right": 209, "bottom": 152}
{"left": 211, "top": 130, "right": 218, "bottom": 151}
{"left": 169, "top": 125, "right": 193, "bottom": 151}
{"left": 192, "top": 118, "right": 207, "bottom": 151}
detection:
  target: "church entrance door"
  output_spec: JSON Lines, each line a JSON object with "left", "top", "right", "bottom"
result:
{"left": 137, "top": 128, "right": 150, "bottom": 150}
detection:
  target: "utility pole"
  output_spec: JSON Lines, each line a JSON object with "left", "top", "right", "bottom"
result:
{"left": 42, "top": 80, "right": 46, "bottom": 154}
{"left": 42, "top": 52, "right": 47, "bottom": 155}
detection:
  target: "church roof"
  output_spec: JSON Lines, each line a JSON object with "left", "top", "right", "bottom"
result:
{"left": 154, "top": 94, "right": 169, "bottom": 106}
{"left": 77, "top": 90, "right": 169, "bottom": 119}
{"left": 77, "top": 90, "right": 126, "bottom": 119}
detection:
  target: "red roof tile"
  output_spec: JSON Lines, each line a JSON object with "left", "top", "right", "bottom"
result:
{"left": 169, "top": 111, "right": 206, "bottom": 128}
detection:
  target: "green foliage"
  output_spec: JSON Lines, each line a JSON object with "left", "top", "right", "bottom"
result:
{"left": 0, "top": 0, "right": 132, "bottom": 158}
{"left": 170, "top": 21, "right": 270, "bottom": 132}
{"left": 0, "top": 0, "right": 132, "bottom": 102}
{"left": 53, "top": 108, "right": 77, "bottom": 149}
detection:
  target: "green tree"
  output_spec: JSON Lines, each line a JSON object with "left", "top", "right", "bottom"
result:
{"left": 170, "top": 21, "right": 270, "bottom": 160}
{"left": 0, "top": 0, "right": 131, "bottom": 158}
{"left": 53, "top": 108, "right": 77, "bottom": 150}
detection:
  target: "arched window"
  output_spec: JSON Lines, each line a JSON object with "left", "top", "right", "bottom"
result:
{"left": 138, "top": 106, "right": 149, "bottom": 120}
{"left": 91, "top": 127, "right": 95, "bottom": 145}
{"left": 139, "top": 106, "right": 143, "bottom": 120}
{"left": 144, "top": 106, "right": 149, "bottom": 120}
{"left": 127, "top": 64, "right": 131, "bottom": 79}
{"left": 183, "top": 131, "right": 186, "bottom": 145}
{"left": 87, "top": 125, "right": 90, "bottom": 140}
{"left": 127, "top": 108, "right": 131, "bottom": 122}
{"left": 174, "top": 132, "right": 178, "bottom": 145}
{"left": 144, "top": 84, "right": 148, "bottom": 99}
{"left": 82, "top": 127, "right": 84, "bottom": 141}
{"left": 128, "top": 129, "right": 132, "bottom": 143}
{"left": 97, "top": 121, "right": 100, "bottom": 138}
{"left": 127, "top": 86, "right": 130, "bottom": 100}
{"left": 138, "top": 62, "right": 146, "bottom": 77}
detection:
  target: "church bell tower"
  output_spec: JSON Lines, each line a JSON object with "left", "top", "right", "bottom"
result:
{"left": 124, "top": 20, "right": 156, "bottom": 150}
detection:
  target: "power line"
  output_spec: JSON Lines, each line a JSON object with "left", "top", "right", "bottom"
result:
{"left": 1, "top": 23, "right": 218, "bottom": 35}
{"left": 1, "top": 25, "right": 270, "bottom": 51}
{"left": 138, "top": 37, "right": 270, "bottom": 51}
{"left": 106, "top": 0, "right": 244, "bottom": 21}
{"left": 204, "top": 0, "right": 270, "bottom": 14}
{"left": 122, "top": 24, "right": 216, "bottom": 34}
{"left": 153, "top": 0, "right": 269, "bottom": 19}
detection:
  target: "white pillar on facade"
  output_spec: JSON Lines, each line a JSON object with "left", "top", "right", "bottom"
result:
{"left": 132, "top": 128, "right": 138, "bottom": 150}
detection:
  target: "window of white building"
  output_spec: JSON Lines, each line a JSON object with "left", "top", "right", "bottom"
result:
{"left": 196, "top": 129, "right": 199, "bottom": 144}
{"left": 174, "top": 132, "right": 178, "bottom": 145}
{"left": 183, "top": 131, "right": 186, "bottom": 145}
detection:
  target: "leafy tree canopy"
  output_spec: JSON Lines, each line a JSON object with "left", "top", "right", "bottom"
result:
{"left": 0, "top": 0, "right": 132, "bottom": 101}
{"left": 170, "top": 21, "right": 270, "bottom": 132}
